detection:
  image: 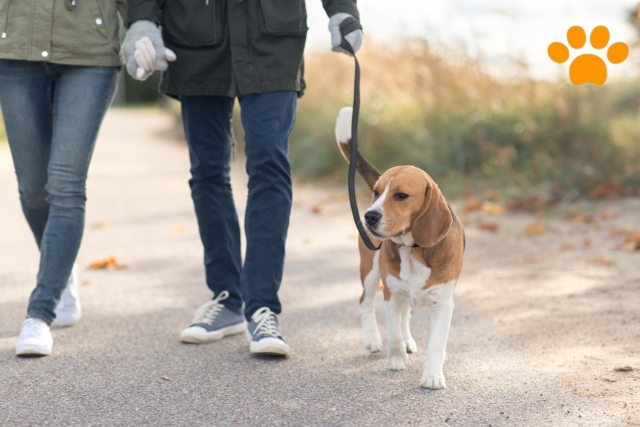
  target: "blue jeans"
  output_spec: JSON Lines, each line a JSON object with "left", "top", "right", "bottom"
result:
{"left": 0, "top": 60, "right": 118, "bottom": 325}
{"left": 180, "top": 92, "right": 296, "bottom": 320}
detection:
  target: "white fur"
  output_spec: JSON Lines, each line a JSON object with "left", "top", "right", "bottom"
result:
{"left": 380, "top": 246, "right": 455, "bottom": 389}
{"left": 361, "top": 251, "right": 382, "bottom": 352}
{"left": 336, "top": 107, "right": 353, "bottom": 144}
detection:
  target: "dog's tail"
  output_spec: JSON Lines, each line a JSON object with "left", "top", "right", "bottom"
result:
{"left": 335, "top": 107, "right": 381, "bottom": 190}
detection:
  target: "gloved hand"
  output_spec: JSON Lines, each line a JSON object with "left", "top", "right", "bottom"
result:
{"left": 121, "top": 20, "right": 177, "bottom": 81}
{"left": 328, "top": 13, "right": 363, "bottom": 56}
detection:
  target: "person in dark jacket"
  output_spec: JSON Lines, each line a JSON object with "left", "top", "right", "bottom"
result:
{"left": 0, "top": 0, "right": 126, "bottom": 356}
{"left": 122, "top": 0, "right": 362, "bottom": 356}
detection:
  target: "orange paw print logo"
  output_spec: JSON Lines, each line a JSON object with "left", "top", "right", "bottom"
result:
{"left": 548, "top": 26, "right": 629, "bottom": 86}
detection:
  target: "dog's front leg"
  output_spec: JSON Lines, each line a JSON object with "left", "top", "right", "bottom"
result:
{"left": 385, "top": 293, "right": 409, "bottom": 370}
{"left": 420, "top": 300, "right": 454, "bottom": 389}
{"left": 361, "top": 255, "right": 383, "bottom": 352}
{"left": 401, "top": 302, "right": 417, "bottom": 353}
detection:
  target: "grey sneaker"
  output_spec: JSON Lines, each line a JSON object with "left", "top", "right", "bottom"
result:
{"left": 246, "top": 307, "right": 290, "bottom": 356}
{"left": 180, "top": 291, "right": 246, "bottom": 344}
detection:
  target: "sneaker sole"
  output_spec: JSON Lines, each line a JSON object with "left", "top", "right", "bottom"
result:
{"left": 16, "top": 345, "right": 52, "bottom": 357}
{"left": 245, "top": 331, "right": 290, "bottom": 356}
{"left": 180, "top": 322, "right": 246, "bottom": 344}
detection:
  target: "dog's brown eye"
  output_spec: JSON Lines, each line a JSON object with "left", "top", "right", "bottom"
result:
{"left": 394, "top": 193, "right": 409, "bottom": 201}
{"left": 373, "top": 190, "right": 379, "bottom": 197}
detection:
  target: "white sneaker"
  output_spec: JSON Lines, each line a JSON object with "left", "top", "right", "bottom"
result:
{"left": 53, "top": 263, "right": 82, "bottom": 327}
{"left": 16, "top": 318, "right": 53, "bottom": 356}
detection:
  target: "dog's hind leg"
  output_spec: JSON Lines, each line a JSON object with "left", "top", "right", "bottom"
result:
{"left": 401, "top": 303, "right": 417, "bottom": 354}
{"left": 360, "top": 251, "right": 382, "bottom": 353}
{"left": 420, "top": 281, "right": 456, "bottom": 389}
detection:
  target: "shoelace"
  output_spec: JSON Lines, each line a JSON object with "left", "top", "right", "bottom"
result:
{"left": 191, "top": 291, "right": 230, "bottom": 325}
{"left": 251, "top": 307, "right": 280, "bottom": 338}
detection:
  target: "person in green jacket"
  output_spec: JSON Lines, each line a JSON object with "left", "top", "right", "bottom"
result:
{"left": 0, "top": 0, "right": 127, "bottom": 356}
{"left": 122, "top": 0, "right": 362, "bottom": 356}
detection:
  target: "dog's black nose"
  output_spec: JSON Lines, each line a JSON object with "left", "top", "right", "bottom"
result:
{"left": 364, "top": 211, "right": 382, "bottom": 226}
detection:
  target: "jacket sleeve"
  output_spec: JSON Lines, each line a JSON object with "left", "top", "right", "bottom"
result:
{"left": 126, "top": 0, "right": 163, "bottom": 27}
{"left": 117, "top": 0, "right": 128, "bottom": 23}
{"left": 322, "top": 0, "right": 359, "bottom": 20}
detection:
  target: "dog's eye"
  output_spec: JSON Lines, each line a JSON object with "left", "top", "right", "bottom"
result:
{"left": 394, "top": 193, "right": 409, "bottom": 201}
{"left": 373, "top": 190, "right": 379, "bottom": 198}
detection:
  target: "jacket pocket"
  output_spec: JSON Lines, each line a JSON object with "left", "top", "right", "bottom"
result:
{"left": 162, "top": 0, "right": 223, "bottom": 47}
{"left": 259, "top": 0, "right": 307, "bottom": 36}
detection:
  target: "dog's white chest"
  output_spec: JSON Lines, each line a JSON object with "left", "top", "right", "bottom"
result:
{"left": 385, "top": 246, "right": 434, "bottom": 306}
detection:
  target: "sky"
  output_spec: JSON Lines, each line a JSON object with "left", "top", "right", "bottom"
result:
{"left": 304, "top": 0, "right": 640, "bottom": 80}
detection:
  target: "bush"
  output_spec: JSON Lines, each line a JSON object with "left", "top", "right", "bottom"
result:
{"left": 292, "top": 40, "right": 640, "bottom": 196}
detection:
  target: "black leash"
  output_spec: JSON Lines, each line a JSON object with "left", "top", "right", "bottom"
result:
{"left": 339, "top": 18, "right": 381, "bottom": 251}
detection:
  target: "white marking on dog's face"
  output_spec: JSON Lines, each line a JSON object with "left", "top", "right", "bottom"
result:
{"left": 364, "top": 179, "right": 392, "bottom": 238}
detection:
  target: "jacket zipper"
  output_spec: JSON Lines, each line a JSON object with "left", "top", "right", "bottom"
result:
{"left": 2, "top": 0, "right": 12, "bottom": 39}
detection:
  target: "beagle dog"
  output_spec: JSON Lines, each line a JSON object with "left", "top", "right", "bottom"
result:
{"left": 335, "top": 107, "right": 465, "bottom": 389}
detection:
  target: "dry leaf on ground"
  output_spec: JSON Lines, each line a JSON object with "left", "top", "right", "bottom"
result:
{"left": 91, "top": 222, "right": 108, "bottom": 230}
{"left": 161, "top": 376, "right": 171, "bottom": 381}
{"left": 555, "top": 242, "right": 573, "bottom": 253}
{"left": 462, "top": 199, "right": 483, "bottom": 213}
{"left": 588, "top": 255, "right": 614, "bottom": 266}
{"left": 482, "top": 202, "right": 504, "bottom": 215}
{"left": 524, "top": 256, "right": 543, "bottom": 264}
{"left": 525, "top": 223, "right": 545, "bottom": 235}
{"left": 583, "top": 237, "right": 592, "bottom": 248}
{"left": 610, "top": 228, "right": 626, "bottom": 238}
{"left": 614, "top": 366, "right": 634, "bottom": 372}
{"left": 479, "top": 222, "right": 499, "bottom": 232}
{"left": 621, "top": 231, "right": 640, "bottom": 251}
{"left": 171, "top": 225, "right": 183, "bottom": 234}
{"left": 88, "top": 256, "right": 127, "bottom": 270}
{"left": 600, "top": 211, "right": 615, "bottom": 221}
{"left": 310, "top": 204, "right": 323, "bottom": 214}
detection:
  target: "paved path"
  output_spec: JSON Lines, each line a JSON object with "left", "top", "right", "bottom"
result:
{"left": 0, "top": 109, "right": 620, "bottom": 426}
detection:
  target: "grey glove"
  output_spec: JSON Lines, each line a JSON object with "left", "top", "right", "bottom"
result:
{"left": 121, "top": 20, "right": 177, "bottom": 81}
{"left": 328, "top": 13, "right": 363, "bottom": 56}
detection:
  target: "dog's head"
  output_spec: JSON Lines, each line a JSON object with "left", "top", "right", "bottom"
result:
{"left": 363, "top": 166, "right": 452, "bottom": 247}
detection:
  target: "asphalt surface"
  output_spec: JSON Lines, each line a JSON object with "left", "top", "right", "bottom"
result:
{"left": 0, "top": 109, "right": 621, "bottom": 426}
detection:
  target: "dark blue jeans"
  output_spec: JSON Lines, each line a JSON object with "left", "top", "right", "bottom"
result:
{"left": 180, "top": 92, "right": 296, "bottom": 320}
{"left": 0, "top": 60, "right": 118, "bottom": 325}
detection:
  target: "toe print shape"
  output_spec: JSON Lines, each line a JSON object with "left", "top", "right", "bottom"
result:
{"left": 548, "top": 25, "right": 629, "bottom": 86}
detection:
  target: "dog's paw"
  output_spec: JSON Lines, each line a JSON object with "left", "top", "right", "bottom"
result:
{"left": 420, "top": 372, "right": 446, "bottom": 389}
{"left": 389, "top": 354, "right": 408, "bottom": 371}
{"left": 363, "top": 329, "right": 383, "bottom": 353}
{"left": 405, "top": 338, "right": 417, "bottom": 354}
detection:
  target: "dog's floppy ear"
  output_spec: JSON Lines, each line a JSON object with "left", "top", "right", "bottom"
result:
{"left": 412, "top": 180, "right": 453, "bottom": 248}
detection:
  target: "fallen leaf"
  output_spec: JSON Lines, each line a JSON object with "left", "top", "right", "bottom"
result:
{"left": 348, "top": 233, "right": 358, "bottom": 240}
{"left": 525, "top": 223, "right": 545, "bottom": 235}
{"left": 310, "top": 204, "right": 322, "bottom": 214}
{"left": 303, "top": 237, "right": 313, "bottom": 244}
{"left": 171, "top": 225, "right": 183, "bottom": 234}
{"left": 610, "top": 228, "right": 626, "bottom": 237}
{"left": 462, "top": 199, "right": 483, "bottom": 213}
{"left": 482, "top": 202, "right": 504, "bottom": 215}
{"left": 524, "top": 256, "right": 543, "bottom": 264}
{"left": 80, "top": 280, "right": 91, "bottom": 286}
{"left": 583, "top": 237, "right": 592, "bottom": 248}
{"left": 588, "top": 255, "right": 613, "bottom": 266}
{"left": 479, "top": 222, "right": 499, "bottom": 232}
{"left": 622, "top": 231, "right": 640, "bottom": 251}
{"left": 161, "top": 376, "right": 171, "bottom": 381}
{"left": 89, "top": 256, "right": 128, "bottom": 270}
{"left": 600, "top": 211, "right": 615, "bottom": 221}
{"left": 614, "top": 366, "right": 633, "bottom": 372}
{"left": 92, "top": 222, "right": 108, "bottom": 230}
{"left": 555, "top": 242, "right": 573, "bottom": 253}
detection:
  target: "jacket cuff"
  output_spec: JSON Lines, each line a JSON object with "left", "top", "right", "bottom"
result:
{"left": 126, "top": 2, "right": 161, "bottom": 28}
{"left": 325, "top": 1, "right": 360, "bottom": 21}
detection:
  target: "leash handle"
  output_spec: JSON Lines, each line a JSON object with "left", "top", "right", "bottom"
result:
{"left": 340, "top": 18, "right": 380, "bottom": 251}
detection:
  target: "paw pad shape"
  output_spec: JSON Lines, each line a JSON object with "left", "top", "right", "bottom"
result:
{"left": 548, "top": 26, "right": 629, "bottom": 86}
